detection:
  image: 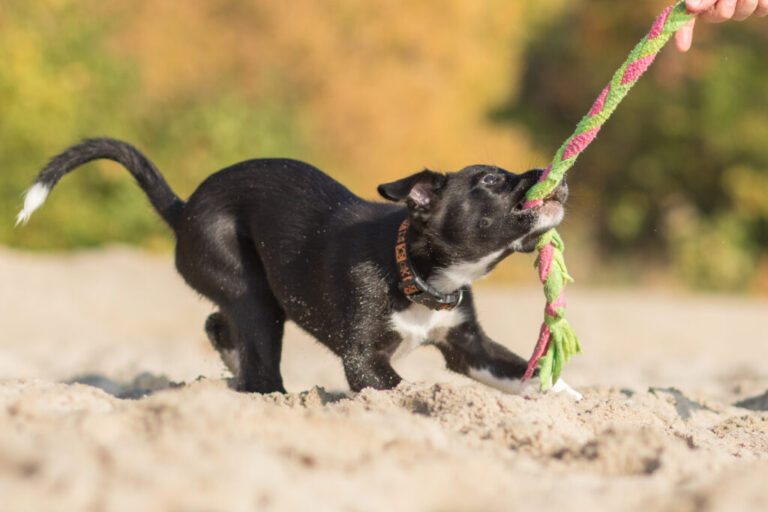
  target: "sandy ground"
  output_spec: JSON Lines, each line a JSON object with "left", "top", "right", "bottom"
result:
{"left": 1, "top": 246, "right": 768, "bottom": 512}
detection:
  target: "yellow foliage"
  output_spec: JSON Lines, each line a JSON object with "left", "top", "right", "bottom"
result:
{"left": 99, "top": 0, "right": 565, "bottom": 192}
{"left": 724, "top": 166, "right": 768, "bottom": 219}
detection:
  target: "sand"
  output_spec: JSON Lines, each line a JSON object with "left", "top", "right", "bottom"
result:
{"left": 1, "top": 246, "right": 767, "bottom": 512}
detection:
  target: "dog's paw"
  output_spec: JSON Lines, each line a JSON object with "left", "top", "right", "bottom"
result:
{"left": 551, "top": 378, "right": 583, "bottom": 400}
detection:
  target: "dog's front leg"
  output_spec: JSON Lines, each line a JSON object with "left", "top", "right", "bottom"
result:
{"left": 437, "top": 323, "right": 583, "bottom": 399}
{"left": 342, "top": 343, "right": 403, "bottom": 392}
{"left": 437, "top": 322, "right": 530, "bottom": 393}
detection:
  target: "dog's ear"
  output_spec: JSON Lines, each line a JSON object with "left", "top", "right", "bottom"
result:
{"left": 377, "top": 169, "right": 447, "bottom": 211}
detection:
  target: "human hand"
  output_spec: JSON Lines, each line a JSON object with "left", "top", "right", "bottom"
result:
{"left": 675, "top": 0, "right": 768, "bottom": 52}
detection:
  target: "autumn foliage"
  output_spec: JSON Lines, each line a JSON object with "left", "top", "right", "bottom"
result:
{"left": 2, "top": 0, "right": 767, "bottom": 291}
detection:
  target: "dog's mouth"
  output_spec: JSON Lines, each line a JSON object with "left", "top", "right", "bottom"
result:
{"left": 509, "top": 181, "right": 568, "bottom": 252}
{"left": 546, "top": 181, "right": 569, "bottom": 204}
{"left": 511, "top": 181, "right": 568, "bottom": 214}
{"left": 539, "top": 183, "right": 567, "bottom": 219}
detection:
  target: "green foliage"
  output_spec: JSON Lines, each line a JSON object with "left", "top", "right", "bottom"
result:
{"left": 0, "top": 0, "right": 305, "bottom": 250}
{"left": 497, "top": 0, "right": 768, "bottom": 291}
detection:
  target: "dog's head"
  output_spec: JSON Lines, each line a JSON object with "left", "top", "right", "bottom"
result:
{"left": 378, "top": 165, "right": 567, "bottom": 265}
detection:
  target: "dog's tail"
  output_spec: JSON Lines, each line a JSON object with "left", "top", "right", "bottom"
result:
{"left": 16, "top": 137, "right": 185, "bottom": 230}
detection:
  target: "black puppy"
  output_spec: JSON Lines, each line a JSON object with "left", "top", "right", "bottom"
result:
{"left": 17, "top": 138, "right": 577, "bottom": 396}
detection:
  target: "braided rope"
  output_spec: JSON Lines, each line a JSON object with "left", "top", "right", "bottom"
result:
{"left": 522, "top": 1, "right": 696, "bottom": 389}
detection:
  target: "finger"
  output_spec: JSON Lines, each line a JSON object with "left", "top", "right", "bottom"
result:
{"left": 733, "top": 0, "right": 758, "bottom": 20}
{"left": 699, "top": 0, "right": 738, "bottom": 22}
{"left": 756, "top": 0, "right": 768, "bottom": 16}
{"left": 717, "top": 0, "right": 739, "bottom": 18}
{"left": 675, "top": 19, "right": 696, "bottom": 52}
{"left": 686, "top": 0, "right": 718, "bottom": 12}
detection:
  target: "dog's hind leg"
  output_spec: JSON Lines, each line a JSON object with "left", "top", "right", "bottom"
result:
{"left": 221, "top": 288, "right": 286, "bottom": 393}
{"left": 205, "top": 312, "right": 240, "bottom": 377}
{"left": 200, "top": 283, "right": 286, "bottom": 393}
{"left": 176, "top": 216, "right": 286, "bottom": 393}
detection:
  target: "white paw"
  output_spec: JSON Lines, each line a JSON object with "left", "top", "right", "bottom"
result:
{"left": 551, "top": 378, "right": 583, "bottom": 400}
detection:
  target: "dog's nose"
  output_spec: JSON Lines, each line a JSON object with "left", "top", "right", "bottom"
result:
{"left": 526, "top": 168, "right": 545, "bottom": 183}
{"left": 514, "top": 168, "right": 544, "bottom": 193}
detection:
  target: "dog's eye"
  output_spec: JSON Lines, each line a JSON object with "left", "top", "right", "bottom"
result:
{"left": 481, "top": 174, "right": 499, "bottom": 186}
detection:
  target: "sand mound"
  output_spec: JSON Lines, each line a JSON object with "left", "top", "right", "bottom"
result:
{"left": 2, "top": 379, "right": 767, "bottom": 512}
{"left": 1, "top": 247, "right": 767, "bottom": 511}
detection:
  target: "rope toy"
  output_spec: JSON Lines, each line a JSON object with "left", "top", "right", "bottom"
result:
{"left": 521, "top": 1, "right": 697, "bottom": 389}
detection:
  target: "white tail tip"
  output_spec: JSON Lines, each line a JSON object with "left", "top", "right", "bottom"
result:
{"left": 16, "top": 183, "right": 50, "bottom": 226}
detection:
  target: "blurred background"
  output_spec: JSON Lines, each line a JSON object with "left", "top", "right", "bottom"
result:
{"left": 2, "top": 0, "right": 767, "bottom": 293}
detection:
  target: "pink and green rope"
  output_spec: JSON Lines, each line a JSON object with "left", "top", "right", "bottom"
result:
{"left": 521, "top": 1, "right": 697, "bottom": 389}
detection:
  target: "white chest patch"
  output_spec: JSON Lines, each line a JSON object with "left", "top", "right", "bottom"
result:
{"left": 389, "top": 304, "right": 466, "bottom": 360}
{"left": 428, "top": 249, "right": 504, "bottom": 293}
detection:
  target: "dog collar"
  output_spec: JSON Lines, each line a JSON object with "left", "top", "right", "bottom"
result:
{"left": 395, "top": 219, "right": 464, "bottom": 311}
